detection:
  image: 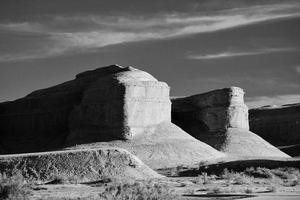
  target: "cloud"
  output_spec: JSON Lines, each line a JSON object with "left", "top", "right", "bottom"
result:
{"left": 0, "top": 47, "right": 67, "bottom": 62}
{"left": 246, "top": 94, "right": 300, "bottom": 108}
{"left": 0, "top": 3, "right": 300, "bottom": 62}
{"left": 296, "top": 66, "right": 300, "bottom": 74}
{"left": 0, "top": 22, "right": 44, "bottom": 33}
{"left": 187, "top": 48, "right": 296, "bottom": 60}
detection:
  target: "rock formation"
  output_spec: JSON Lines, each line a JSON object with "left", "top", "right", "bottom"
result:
{"left": 0, "top": 148, "right": 162, "bottom": 182}
{"left": 67, "top": 66, "right": 171, "bottom": 144}
{"left": 249, "top": 104, "right": 300, "bottom": 147}
{"left": 0, "top": 65, "right": 225, "bottom": 169}
{"left": 0, "top": 65, "right": 128, "bottom": 154}
{"left": 171, "top": 87, "right": 290, "bottom": 158}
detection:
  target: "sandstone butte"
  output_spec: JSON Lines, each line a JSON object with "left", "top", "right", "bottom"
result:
{"left": 0, "top": 65, "right": 291, "bottom": 182}
{"left": 171, "top": 87, "right": 290, "bottom": 158}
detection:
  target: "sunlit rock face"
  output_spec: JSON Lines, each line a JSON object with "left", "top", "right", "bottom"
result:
{"left": 67, "top": 66, "right": 171, "bottom": 144}
{"left": 249, "top": 104, "right": 300, "bottom": 147}
{"left": 171, "top": 87, "right": 290, "bottom": 158}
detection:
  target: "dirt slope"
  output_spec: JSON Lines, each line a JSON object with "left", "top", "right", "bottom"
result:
{"left": 0, "top": 148, "right": 162, "bottom": 182}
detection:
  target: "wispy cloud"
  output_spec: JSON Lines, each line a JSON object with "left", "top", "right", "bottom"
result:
{"left": 296, "top": 66, "right": 300, "bottom": 74}
{"left": 0, "top": 3, "right": 299, "bottom": 62}
{"left": 187, "top": 48, "right": 296, "bottom": 60}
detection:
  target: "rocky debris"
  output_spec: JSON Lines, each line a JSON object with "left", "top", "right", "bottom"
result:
{"left": 171, "top": 87, "right": 290, "bottom": 158}
{"left": 0, "top": 148, "right": 162, "bottom": 182}
{"left": 0, "top": 65, "right": 225, "bottom": 168}
{"left": 249, "top": 103, "right": 300, "bottom": 147}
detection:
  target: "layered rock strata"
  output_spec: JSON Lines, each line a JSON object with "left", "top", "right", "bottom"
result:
{"left": 0, "top": 148, "right": 162, "bottom": 182}
{"left": 249, "top": 104, "right": 300, "bottom": 146}
{"left": 67, "top": 66, "right": 171, "bottom": 144}
{"left": 171, "top": 87, "right": 289, "bottom": 158}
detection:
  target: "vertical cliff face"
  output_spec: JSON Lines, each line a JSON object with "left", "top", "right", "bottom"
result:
{"left": 171, "top": 87, "right": 289, "bottom": 158}
{"left": 249, "top": 104, "right": 300, "bottom": 146}
{"left": 67, "top": 67, "right": 171, "bottom": 145}
{"left": 172, "top": 87, "right": 249, "bottom": 136}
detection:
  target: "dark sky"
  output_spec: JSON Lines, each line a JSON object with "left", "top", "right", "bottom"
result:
{"left": 0, "top": 0, "right": 300, "bottom": 107}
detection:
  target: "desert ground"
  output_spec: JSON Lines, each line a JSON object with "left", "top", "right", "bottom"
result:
{"left": 2, "top": 158, "right": 300, "bottom": 199}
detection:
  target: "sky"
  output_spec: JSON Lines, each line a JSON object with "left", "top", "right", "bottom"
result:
{"left": 0, "top": 0, "right": 300, "bottom": 108}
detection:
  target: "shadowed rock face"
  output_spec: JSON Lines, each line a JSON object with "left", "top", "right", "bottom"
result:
{"left": 171, "top": 87, "right": 289, "bottom": 158}
{"left": 172, "top": 87, "right": 249, "bottom": 136}
{"left": 249, "top": 104, "right": 300, "bottom": 146}
{"left": 0, "top": 148, "right": 162, "bottom": 182}
{"left": 0, "top": 65, "right": 225, "bottom": 168}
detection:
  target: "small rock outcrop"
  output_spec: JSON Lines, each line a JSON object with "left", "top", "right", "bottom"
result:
{"left": 0, "top": 65, "right": 225, "bottom": 169}
{"left": 171, "top": 87, "right": 290, "bottom": 158}
{"left": 0, "top": 148, "right": 162, "bottom": 182}
{"left": 249, "top": 104, "right": 300, "bottom": 146}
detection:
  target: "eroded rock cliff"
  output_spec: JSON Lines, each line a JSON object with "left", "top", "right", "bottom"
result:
{"left": 0, "top": 65, "right": 128, "bottom": 153}
{"left": 171, "top": 87, "right": 289, "bottom": 158}
{"left": 67, "top": 66, "right": 171, "bottom": 144}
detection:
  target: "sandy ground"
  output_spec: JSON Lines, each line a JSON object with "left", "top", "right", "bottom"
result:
{"left": 29, "top": 176, "right": 300, "bottom": 200}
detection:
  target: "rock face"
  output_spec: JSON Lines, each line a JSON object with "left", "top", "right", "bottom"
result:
{"left": 249, "top": 104, "right": 300, "bottom": 146}
{"left": 171, "top": 87, "right": 290, "bottom": 158}
{"left": 0, "top": 148, "right": 162, "bottom": 182}
{"left": 172, "top": 87, "right": 249, "bottom": 133}
{"left": 0, "top": 65, "right": 126, "bottom": 153}
{"left": 67, "top": 66, "right": 171, "bottom": 144}
{"left": 0, "top": 65, "right": 225, "bottom": 168}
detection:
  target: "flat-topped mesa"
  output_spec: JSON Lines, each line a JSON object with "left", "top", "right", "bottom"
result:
{"left": 0, "top": 65, "right": 170, "bottom": 153}
{"left": 67, "top": 66, "right": 171, "bottom": 144}
{"left": 171, "top": 87, "right": 290, "bottom": 158}
{"left": 172, "top": 87, "right": 249, "bottom": 134}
